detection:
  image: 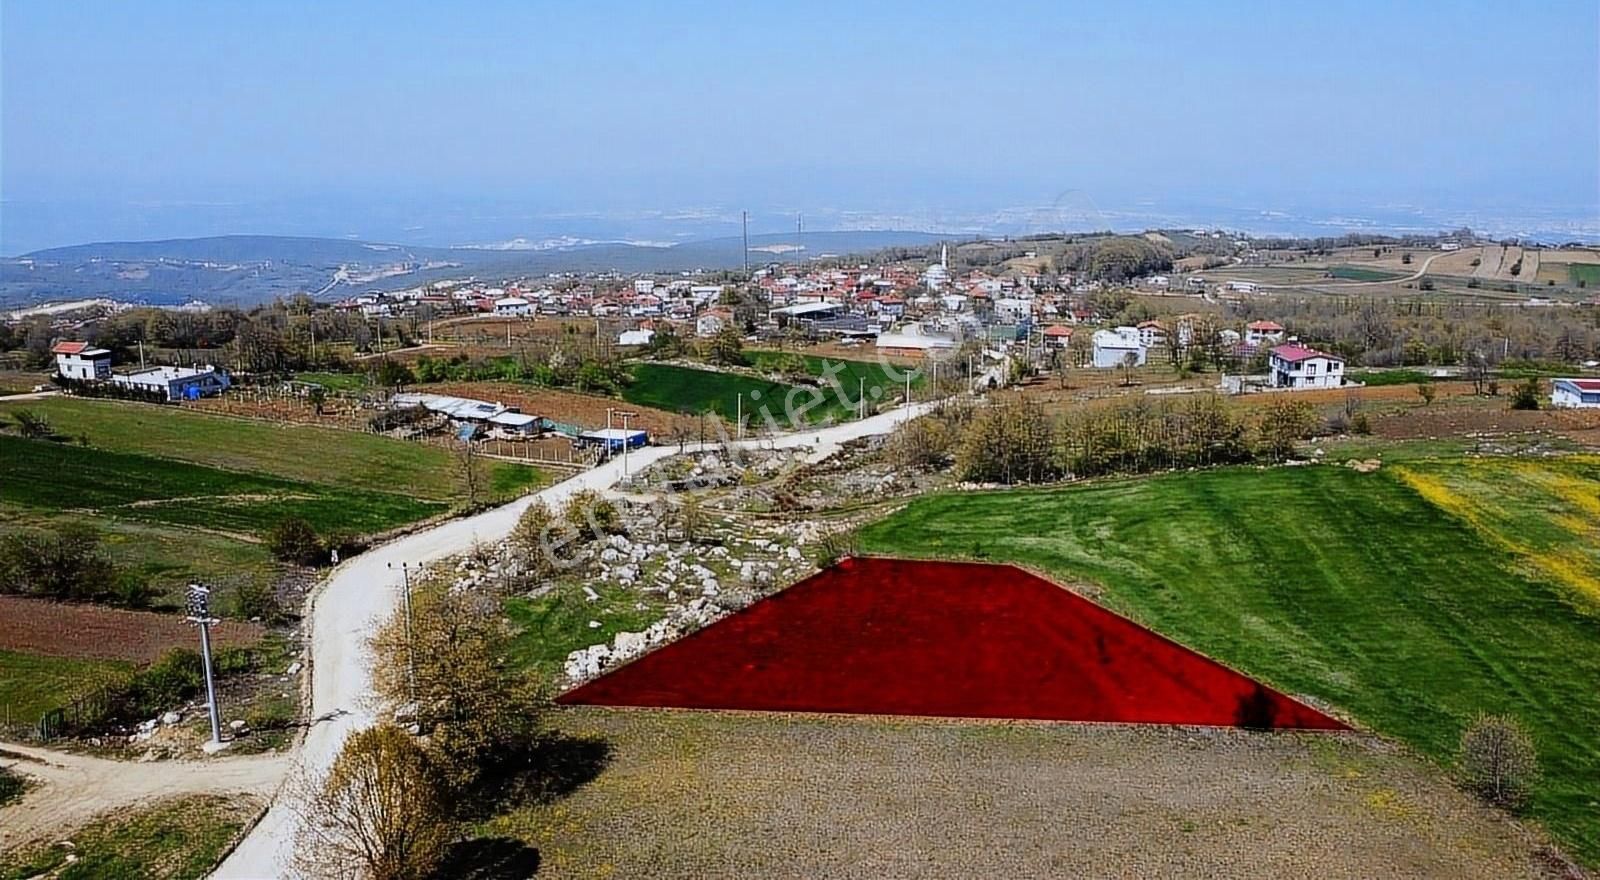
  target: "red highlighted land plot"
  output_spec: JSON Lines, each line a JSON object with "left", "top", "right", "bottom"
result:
{"left": 558, "top": 557, "right": 1346, "bottom": 730}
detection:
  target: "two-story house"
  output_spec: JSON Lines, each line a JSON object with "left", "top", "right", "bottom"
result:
{"left": 1269, "top": 344, "right": 1344, "bottom": 390}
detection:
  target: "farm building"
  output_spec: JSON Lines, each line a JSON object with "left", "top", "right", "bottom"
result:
{"left": 618, "top": 328, "right": 655, "bottom": 346}
{"left": 51, "top": 341, "right": 112, "bottom": 381}
{"left": 876, "top": 322, "right": 957, "bottom": 357}
{"left": 111, "top": 365, "right": 231, "bottom": 401}
{"left": 389, "top": 392, "right": 540, "bottom": 436}
{"left": 579, "top": 427, "right": 649, "bottom": 451}
{"left": 1551, "top": 378, "right": 1600, "bottom": 408}
{"left": 1268, "top": 344, "right": 1344, "bottom": 390}
{"left": 1091, "top": 327, "right": 1146, "bottom": 368}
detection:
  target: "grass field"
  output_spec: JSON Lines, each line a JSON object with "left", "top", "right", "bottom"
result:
{"left": 1349, "top": 368, "right": 1436, "bottom": 387}
{"left": 625, "top": 360, "right": 909, "bottom": 426}
{"left": 1, "top": 436, "right": 444, "bottom": 536}
{"left": 0, "top": 397, "right": 541, "bottom": 502}
{"left": 290, "top": 371, "right": 370, "bottom": 392}
{"left": 1328, "top": 265, "right": 1404, "bottom": 282}
{"left": 857, "top": 461, "right": 1600, "bottom": 864}
{"left": 0, "top": 795, "right": 255, "bottom": 880}
{"left": 504, "top": 582, "right": 671, "bottom": 680}
{"left": 0, "top": 503, "right": 278, "bottom": 610}
{"left": 624, "top": 364, "right": 810, "bottom": 424}
{"left": 1570, "top": 264, "right": 1600, "bottom": 286}
{"left": 0, "top": 650, "right": 132, "bottom": 729}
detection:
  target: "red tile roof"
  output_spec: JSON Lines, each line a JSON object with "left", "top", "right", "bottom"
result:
{"left": 1248, "top": 320, "right": 1284, "bottom": 331}
{"left": 51, "top": 341, "right": 90, "bottom": 355}
{"left": 1043, "top": 324, "right": 1074, "bottom": 337}
{"left": 1560, "top": 378, "right": 1600, "bottom": 392}
{"left": 1270, "top": 343, "right": 1341, "bottom": 364}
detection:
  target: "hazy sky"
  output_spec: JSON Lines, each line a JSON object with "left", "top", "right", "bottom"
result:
{"left": 3, "top": 0, "right": 1598, "bottom": 250}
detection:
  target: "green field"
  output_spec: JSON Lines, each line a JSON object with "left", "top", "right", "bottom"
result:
{"left": 0, "top": 504, "right": 278, "bottom": 613}
{"left": 0, "top": 650, "right": 132, "bottom": 729}
{"left": 0, "top": 794, "right": 254, "bottom": 880}
{"left": 1328, "top": 265, "right": 1404, "bottom": 282}
{"left": 858, "top": 461, "right": 1600, "bottom": 864}
{"left": 626, "top": 360, "right": 908, "bottom": 426}
{"left": 291, "top": 371, "right": 371, "bottom": 392}
{"left": 746, "top": 351, "right": 924, "bottom": 400}
{"left": 1348, "top": 368, "right": 1436, "bottom": 387}
{"left": 624, "top": 363, "right": 808, "bottom": 424}
{"left": 0, "top": 397, "right": 541, "bottom": 502}
{"left": 1569, "top": 264, "right": 1600, "bottom": 286}
{"left": 504, "top": 582, "right": 670, "bottom": 679}
{"left": 1, "top": 436, "right": 444, "bottom": 536}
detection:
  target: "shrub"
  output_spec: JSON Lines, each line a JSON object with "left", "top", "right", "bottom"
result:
{"left": 0, "top": 766, "right": 26, "bottom": 807}
{"left": 1459, "top": 714, "right": 1539, "bottom": 811}
{"left": 234, "top": 579, "right": 284, "bottom": 623}
{"left": 1351, "top": 413, "right": 1373, "bottom": 435}
{"left": 265, "top": 517, "right": 325, "bottom": 566}
{"left": 0, "top": 523, "right": 136, "bottom": 606}
{"left": 1416, "top": 383, "right": 1436, "bottom": 406}
{"left": 562, "top": 490, "right": 622, "bottom": 541}
{"left": 811, "top": 530, "right": 860, "bottom": 568}
{"left": 9, "top": 408, "right": 53, "bottom": 439}
{"left": 1509, "top": 377, "right": 1541, "bottom": 411}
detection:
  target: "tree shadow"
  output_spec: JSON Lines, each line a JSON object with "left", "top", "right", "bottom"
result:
{"left": 457, "top": 731, "right": 614, "bottom": 821}
{"left": 430, "top": 837, "right": 541, "bottom": 879}
{"left": 1233, "top": 685, "right": 1278, "bottom": 731}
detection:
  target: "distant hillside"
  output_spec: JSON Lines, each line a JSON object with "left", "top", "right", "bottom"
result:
{"left": 0, "top": 231, "right": 952, "bottom": 307}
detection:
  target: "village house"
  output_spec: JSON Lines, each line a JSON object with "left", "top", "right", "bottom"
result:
{"left": 493, "top": 296, "right": 533, "bottom": 317}
{"left": 1136, "top": 320, "right": 1167, "bottom": 349}
{"left": 1551, "top": 378, "right": 1600, "bottom": 408}
{"left": 51, "top": 341, "right": 113, "bottom": 381}
{"left": 1268, "top": 344, "right": 1344, "bottom": 390}
{"left": 876, "top": 322, "right": 957, "bottom": 357}
{"left": 1092, "top": 327, "right": 1147, "bottom": 368}
{"left": 1041, "top": 324, "right": 1073, "bottom": 349}
{"left": 696, "top": 308, "right": 734, "bottom": 337}
{"left": 1245, "top": 320, "right": 1286, "bottom": 346}
{"left": 112, "top": 365, "right": 232, "bottom": 401}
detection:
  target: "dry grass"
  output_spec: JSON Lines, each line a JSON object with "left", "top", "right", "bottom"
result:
{"left": 499, "top": 709, "right": 1565, "bottom": 879}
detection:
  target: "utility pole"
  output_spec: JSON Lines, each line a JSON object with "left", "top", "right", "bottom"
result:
{"left": 736, "top": 393, "right": 744, "bottom": 439}
{"left": 138, "top": 339, "right": 147, "bottom": 370}
{"left": 186, "top": 584, "right": 223, "bottom": 749}
{"left": 742, "top": 210, "right": 750, "bottom": 277}
{"left": 386, "top": 562, "right": 416, "bottom": 705}
{"left": 858, "top": 377, "right": 865, "bottom": 420}
{"left": 615, "top": 409, "right": 637, "bottom": 475}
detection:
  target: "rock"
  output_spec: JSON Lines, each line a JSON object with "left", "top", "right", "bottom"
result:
{"left": 161, "top": 711, "right": 182, "bottom": 725}
{"left": 600, "top": 548, "right": 620, "bottom": 563}
{"left": 285, "top": 662, "right": 302, "bottom": 676}
{"left": 229, "top": 719, "right": 248, "bottom": 731}
{"left": 588, "top": 619, "right": 603, "bottom": 628}
{"left": 786, "top": 546, "right": 802, "bottom": 561}
{"left": 582, "top": 585, "right": 601, "bottom": 602}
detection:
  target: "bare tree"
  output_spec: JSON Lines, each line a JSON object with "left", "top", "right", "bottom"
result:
{"left": 295, "top": 724, "right": 454, "bottom": 880}
{"left": 1459, "top": 714, "right": 1539, "bottom": 811}
{"left": 454, "top": 440, "right": 487, "bottom": 508}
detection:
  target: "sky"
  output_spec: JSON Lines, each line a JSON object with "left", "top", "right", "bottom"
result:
{"left": 3, "top": 0, "right": 1598, "bottom": 252}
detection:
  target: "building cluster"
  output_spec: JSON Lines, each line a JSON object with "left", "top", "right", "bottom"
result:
{"left": 51, "top": 342, "right": 230, "bottom": 401}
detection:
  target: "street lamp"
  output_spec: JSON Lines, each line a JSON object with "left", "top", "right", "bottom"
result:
{"left": 185, "top": 584, "right": 223, "bottom": 748}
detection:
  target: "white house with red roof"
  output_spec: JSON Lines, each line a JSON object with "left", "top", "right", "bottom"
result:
{"left": 1269, "top": 343, "right": 1344, "bottom": 390}
{"left": 1041, "top": 324, "right": 1074, "bottom": 348}
{"left": 1552, "top": 378, "right": 1600, "bottom": 408}
{"left": 1245, "top": 320, "right": 1286, "bottom": 346}
{"left": 51, "top": 341, "right": 112, "bottom": 381}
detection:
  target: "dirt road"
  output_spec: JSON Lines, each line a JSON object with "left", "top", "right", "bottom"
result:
{"left": 0, "top": 742, "right": 287, "bottom": 850}
{"left": 212, "top": 401, "right": 937, "bottom": 878}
